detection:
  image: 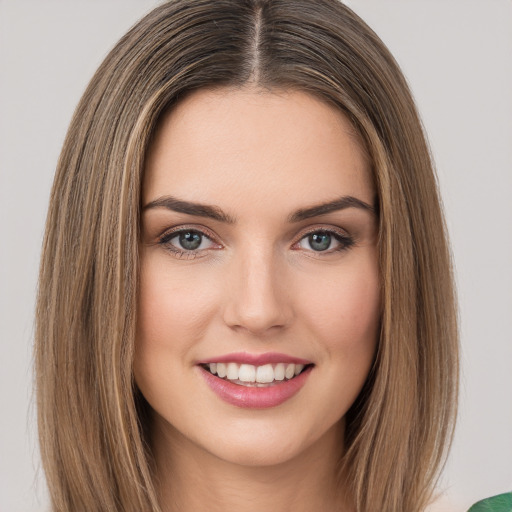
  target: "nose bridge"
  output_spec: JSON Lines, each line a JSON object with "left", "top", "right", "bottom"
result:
{"left": 223, "top": 239, "right": 291, "bottom": 334}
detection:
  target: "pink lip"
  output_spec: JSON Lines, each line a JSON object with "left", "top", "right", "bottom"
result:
{"left": 198, "top": 365, "right": 313, "bottom": 409}
{"left": 197, "top": 351, "right": 312, "bottom": 366}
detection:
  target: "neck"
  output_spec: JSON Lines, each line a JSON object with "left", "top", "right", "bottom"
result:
{"left": 151, "top": 417, "right": 354, "bottom": 512}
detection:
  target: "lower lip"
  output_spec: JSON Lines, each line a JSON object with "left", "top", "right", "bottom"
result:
{"left": 199, "top": 366, "right": 313, "bottom": 409}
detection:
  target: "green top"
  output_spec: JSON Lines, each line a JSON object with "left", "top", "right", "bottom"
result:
{"left": 468, "top": 492, "right": 512, "bottom": 512}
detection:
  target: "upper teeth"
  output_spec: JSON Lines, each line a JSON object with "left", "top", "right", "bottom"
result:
{"left": 208, "top": 362, "right": 305, "bottom": 384}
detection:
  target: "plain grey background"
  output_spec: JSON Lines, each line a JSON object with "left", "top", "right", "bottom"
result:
{"left": 1, "top": 1, "right": 511, "bottom": 510}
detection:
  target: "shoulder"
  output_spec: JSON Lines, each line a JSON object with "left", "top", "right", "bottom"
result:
{"left": 467, "top": 492, "right": 512, "bottom": 512}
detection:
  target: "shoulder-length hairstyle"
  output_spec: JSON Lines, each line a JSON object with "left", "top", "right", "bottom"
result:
{"left": 35, "top": 1, "right": 458, "bottom": 511}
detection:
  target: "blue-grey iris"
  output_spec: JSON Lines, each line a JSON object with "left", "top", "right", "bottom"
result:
{"left": 180, "top": 231, "right": 202, "bottom": 250}
{"left": 309, "top": 232, "right": 331, "bottom": 251}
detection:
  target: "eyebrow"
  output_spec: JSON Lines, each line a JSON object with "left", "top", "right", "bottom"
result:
{"left": 142, "top": 195, "right": 376, "bottom": 223}
{"left": 288, "top": 196, "right": 376, "bottom": 222}
{"left": 143, "top": 196, "right": 236, "bottom": 223}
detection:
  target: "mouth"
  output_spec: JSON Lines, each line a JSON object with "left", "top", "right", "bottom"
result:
{"left": 200, "top": 361, "right": 314, "bottom": 387}
{"left": 197, "top": 355, "right": 314, "bottom": 408}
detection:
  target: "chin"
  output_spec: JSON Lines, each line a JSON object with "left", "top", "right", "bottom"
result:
{"left": 194, "top": 416, "right": 342, "bottom": 469}
{"left": 207, "top": 437, "right": 309, "bottom": 468}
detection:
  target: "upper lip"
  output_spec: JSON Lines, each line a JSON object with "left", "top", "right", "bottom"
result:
{"left": 197, "top": 351, "right": 313, "bottom": 366}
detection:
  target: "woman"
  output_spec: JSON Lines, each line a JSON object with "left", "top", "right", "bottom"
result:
{"left": 35, "top": 1, "right": 460, "bottom": 510}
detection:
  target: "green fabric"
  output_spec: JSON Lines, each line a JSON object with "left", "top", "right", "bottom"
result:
{"left": 468, "top": 492, "right": 512, "bottom": 512}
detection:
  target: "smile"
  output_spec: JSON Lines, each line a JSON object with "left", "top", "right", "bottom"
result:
{"left": 197, "top": 353, "right": 314, "bottom": 408}
{"left": 202, "top": 362, "right": 309, "bottom": 387}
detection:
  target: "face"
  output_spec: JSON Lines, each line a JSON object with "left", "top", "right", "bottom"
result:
{"left": 135, "top": 88, "right": 380, "bottom": 468}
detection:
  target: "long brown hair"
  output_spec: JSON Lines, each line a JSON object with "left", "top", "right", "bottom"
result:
{"left": 35, "top": 1, "right": 458, "bottom": 510}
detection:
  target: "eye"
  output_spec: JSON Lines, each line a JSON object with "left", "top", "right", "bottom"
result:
{"left": 159, "top": 228, "right": 220, "bottom": 257}
{"left": 295, "top": 229, "right": 353, "bottom": 253}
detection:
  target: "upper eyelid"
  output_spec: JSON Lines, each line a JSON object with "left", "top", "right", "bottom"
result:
{"left": 293, "top": 224, "right": 351, "bottom": 243}
{"left": 159, "top": 224, "right": 219, "bottom": 242}
{"left": 158, "top": 223, "right": 348, "bottom": 237}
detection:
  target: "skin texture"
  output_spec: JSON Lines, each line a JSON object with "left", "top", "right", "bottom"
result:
{"left": 135, "top": 87, "right": 381, "bottom": 512}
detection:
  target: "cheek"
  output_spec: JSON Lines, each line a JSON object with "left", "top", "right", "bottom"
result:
{"left": 301, "top": 260, "right": 380, "bottom": 352}
{"left": 133, "top": 256, "right": 220, "bottom": 396}
{"left": 136, "top": 256, "right": 218, "bottom": 347}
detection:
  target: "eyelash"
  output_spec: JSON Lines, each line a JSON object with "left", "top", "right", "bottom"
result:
{"left": 157, "top": 225, "right": 355, "bottom": 259}
{"left": 294, "top": 227, "right": 355, "bottom": 255}
{"left": 158, "top": 226, "right": 220, "bottom": 260}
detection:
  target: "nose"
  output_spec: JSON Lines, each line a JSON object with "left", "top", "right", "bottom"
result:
{"left": 222, "top": 245, "right": 293, "bottom": 336}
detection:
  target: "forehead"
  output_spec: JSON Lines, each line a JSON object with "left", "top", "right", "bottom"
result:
{"left": 143, "top": 87, "right": 373, "bottom": 211}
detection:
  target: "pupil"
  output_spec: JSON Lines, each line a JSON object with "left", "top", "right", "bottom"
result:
{"left": 179, "top": 232, "right": 201, "bottom": 250}
{"left": 309, "top": 232, "right": 331, "bottom": 251}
